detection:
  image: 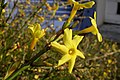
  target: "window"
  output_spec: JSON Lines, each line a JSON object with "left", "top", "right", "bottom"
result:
{"left": 117, "top": 2, "right": 120, "bottom": 15}
{"left": 105, "top": 0, "right": 120, "bottom": 24}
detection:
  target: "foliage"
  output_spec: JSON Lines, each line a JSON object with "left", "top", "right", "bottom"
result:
{"left": 0, "top": 0, "right": 120, "bottom": 80}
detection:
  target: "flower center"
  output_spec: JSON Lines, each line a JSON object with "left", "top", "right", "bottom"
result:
{"left": 69, "top": 48, "right": 75, "bottom": 55}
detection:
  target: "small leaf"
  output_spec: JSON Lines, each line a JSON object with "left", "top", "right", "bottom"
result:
{"left": 4, "top": 61, "right": 20, "bottom": 79}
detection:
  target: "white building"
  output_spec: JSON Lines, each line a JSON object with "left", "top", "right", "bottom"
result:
{"left": 97, "top": 0, "right": 120, "bottom": 42}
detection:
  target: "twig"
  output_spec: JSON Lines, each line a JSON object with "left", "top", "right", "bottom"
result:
{"left": 87, "top": 50, "right": 120, "bottom": 61}
{"left": 6, "top": 0, "right": 18, "bottom": 22}
{"left": 6, "top": 44, "right": 50, "bottom": 80}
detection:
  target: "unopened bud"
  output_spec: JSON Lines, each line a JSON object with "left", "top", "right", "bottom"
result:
{"left": 2, "top": 9, "right": 5, "bottom": 13}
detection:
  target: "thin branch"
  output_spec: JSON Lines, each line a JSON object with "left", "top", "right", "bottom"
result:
{"left": 6, "top": 0, "right": 18, "bottom": 22}
{"left": 87, "top": 50, "right": 120, "bottom": 61}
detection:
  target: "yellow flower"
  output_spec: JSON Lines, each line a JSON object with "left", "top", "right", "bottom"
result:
{"left": 68, "top": 1, "right": 95, "bottom": 22}
{"left": 2, "top": 9, "right": 5, "bottom": 13}
{"left": 67, "top": 0, "right": 76, "bottom": 5}
{"left": 63, "top": 1, "right": 95, "bottom": 29}
{"left": 78, "top": 11, "right": 102, "bottom": 42}
{"left": 103, "top": 72, "right": 108, "bottom": 77}
{"left": 108, "top": 59, "right": 112, "bottom": 64}
{"left": 51, "top": 28, "right": 85, "bottom": 73}
{"left": 28, "top": 23, "right": 45, "bottom": 50}
{"left": 34, "top": 75, "right": 39, "bottom": 79}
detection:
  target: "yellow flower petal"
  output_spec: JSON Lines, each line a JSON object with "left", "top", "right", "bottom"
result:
{"left": 28, "top": 25, "right": 35, "bottom": 34}
{"left": 78, "top": 26, "right": 95, "bottom": 34}
{"left": 97, "top": 32, "right": 102, "bottom": 42}
{"left": 67, "top": 0, "right": 75, "bottom": 5}
{"left": 28, "top": 23, "right": 41, "bottom": 35}
{"left": 90, "top": 17, "right": 97, "bottom": 28}
{"left": 68, "top": 9, "right": 77, "bottom": 22}
{"left": 68, "top": 2, "right": 79, "bottom": 22}
{"left": 2, "top": 9, "right": 5, "bottom": 13}
{"left": 79, "top": 1, "right": 95, "bottom": 9}
{"left": 34, "top": 75, "right": 39, "bottom": 79}
{"left": 34, "top": 30, "right": 41, "bottom": 38}
{"left": 51, "top": 42, "right": 68, "bottom": 54}
{"left": 39, "top": 29, "right": 45, "bottom": 38}
{"left": 64, "top": 28, "right": 72, "bottom": 40}
{"left": 94, "top": 11, "right": 96, "bottom": 21}
{"left": 68, "top": 55, "right": 76, "bottom": 73}
{"left": 72, "top": 35, "right": 84, "bottom": 48}
{"left": 34, "top": 23, "right": 41, "bottom": 32}
{"left": 91, "top": 31, "right": 96, "bottom": 35}
{"left": 63, "top": 28, "right": 73, "bottom": 48}
{"left": 76, "top": 50, "right": 85, "bottom": 59}
{"left": 28, "top": 23, "right": 45, "bottom": 39}
{"left": 58, "top": 54, "right": 71, "bottom": 66}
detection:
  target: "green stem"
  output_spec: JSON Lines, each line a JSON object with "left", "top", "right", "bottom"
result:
{"left": 24, "top": 46, "right": 50, "bottom": 66}
{"left": 5, "top": 45, "right": 50, "bottom": 80}
{"left": 6, "top": 65, "right": 30, "bottom": 80}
